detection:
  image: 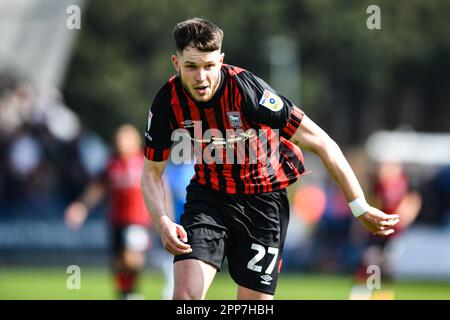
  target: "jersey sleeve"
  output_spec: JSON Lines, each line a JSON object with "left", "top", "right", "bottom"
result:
{"left": 144, "top": 84, "right": 173, "bottom": 162}
{"left": 236, "top": 70, "right": 304, "bottom": 139}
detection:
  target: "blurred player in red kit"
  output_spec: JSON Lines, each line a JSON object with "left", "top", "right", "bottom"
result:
{"left": 350, "top": 161, "right": 421, "bottom": 300}
{"left": 65, "top": 124, "right": 173, "bottom": 299}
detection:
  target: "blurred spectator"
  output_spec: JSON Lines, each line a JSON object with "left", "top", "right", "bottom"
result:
{"left": 416, "top": 166, "right": 450, "bottom": 228}
{"left": 349, "top": 161, "right": 422, "bottom": 300}
{"left": 308, "top": 179, "right": 354, "bottom": 273}
{"left": 0, "top": 71, "right": 88, "bottom": 220}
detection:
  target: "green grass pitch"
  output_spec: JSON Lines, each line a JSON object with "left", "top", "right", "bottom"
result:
{"left": 0, "top": 266, "right": 449, "bottom": 300}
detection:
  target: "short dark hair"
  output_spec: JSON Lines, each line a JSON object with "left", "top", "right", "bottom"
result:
{"left": 173, "top": 17, "right": 223, "bottom": 53}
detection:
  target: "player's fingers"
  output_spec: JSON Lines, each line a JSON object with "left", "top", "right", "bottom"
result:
{"left": 380, "top": 219, "right": 399, "bottom": 227}
{"left": 166, "top": 245, "right": 184, "bottom": 256}
{"left": 163, "top": 240, "right": 179, "bottom": 255}
{"left": 168, "top": 233, "right": 191, "bottom": 250}
{"left": 163, "top": 242, "right": 177, "bottom": 255}
{"left": 176, "top": 225, "right": 189, "bottom": 243}
{"left": 164, "top": 240, "right": 192, "bottom": 255}
{"left": 374, "top": 229, "right": 395, "bottom": 237}
{"left": 381, "top": 213, "right": 399, "bottom": 220}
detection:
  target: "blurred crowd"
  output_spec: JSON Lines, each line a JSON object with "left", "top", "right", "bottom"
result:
{"left": 0, "top": 71, "right": 109, "bottom": 220}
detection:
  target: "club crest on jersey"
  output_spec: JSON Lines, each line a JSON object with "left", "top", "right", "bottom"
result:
{"left": 259, "top": 89, "right": 283, "bottom": 112}
{"left": 227, "top": 111, "right": 242, "bottom": 128}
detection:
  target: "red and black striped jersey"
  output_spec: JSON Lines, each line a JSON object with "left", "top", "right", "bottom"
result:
{"left": 144, "top": 64, "right": 306, "bottom": 194}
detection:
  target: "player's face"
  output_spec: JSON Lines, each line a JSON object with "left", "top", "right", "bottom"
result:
{"left": 172, "top": 46, "right": 224, "bottom": 102}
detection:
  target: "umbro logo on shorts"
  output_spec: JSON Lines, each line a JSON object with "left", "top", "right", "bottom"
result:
{"left": 260, "top": 274, "right": 273, "bottom": 285}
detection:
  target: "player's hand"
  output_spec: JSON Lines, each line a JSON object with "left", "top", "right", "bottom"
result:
{"left": 357, "top": 207, "right": 400, "bottom": 236}
{"left": 64, "top": 201, "right": 88, "bottom": 230}
{"left": 157, "top": 216, "right": 192, "bottom": 255}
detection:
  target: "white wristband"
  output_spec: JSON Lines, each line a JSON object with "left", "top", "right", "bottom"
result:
{"left": 348, "top": 197, "right": 370, "bottom": 217}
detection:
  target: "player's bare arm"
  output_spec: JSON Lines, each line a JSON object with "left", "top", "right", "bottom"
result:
{"left": 290, "top": 114, "right": 399, "bottom": 236}
{"left": 141, "top": 158, "right": 192, "bottom": 255}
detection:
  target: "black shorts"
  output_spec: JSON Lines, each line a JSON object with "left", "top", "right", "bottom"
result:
{"left": 174, "top": 182, "right": 290, "bottom": 295}
{"left": 111, "top": 224, "right": 151, "bottom": 256}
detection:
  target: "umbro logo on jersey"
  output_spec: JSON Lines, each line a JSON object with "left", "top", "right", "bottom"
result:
{"left": 260, "top": 274, "right": 273, "bottom": 285}
{"left": 181, "top": 120, "right": 195, "bottom": 128}
{"left": 227, "top": 111, "right": 242, "bottom": 128}
{"left": 259, "top": 89, "right": 284, "bottom": 112}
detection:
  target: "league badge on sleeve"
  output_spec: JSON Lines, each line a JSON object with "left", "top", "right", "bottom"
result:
{"left": 259, "top": 89, "right": 284, "bottom": 112}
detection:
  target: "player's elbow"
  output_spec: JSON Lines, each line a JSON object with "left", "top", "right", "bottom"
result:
{"left": 312, "top": 134, "right": 340, "bottom": 160}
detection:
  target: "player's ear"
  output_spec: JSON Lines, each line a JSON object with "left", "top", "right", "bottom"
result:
{"left": 220, "top": 52, "right": 225, "bottom": 64}
{"left": 171, "top": 54, "right": 180, "bottom": 73}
